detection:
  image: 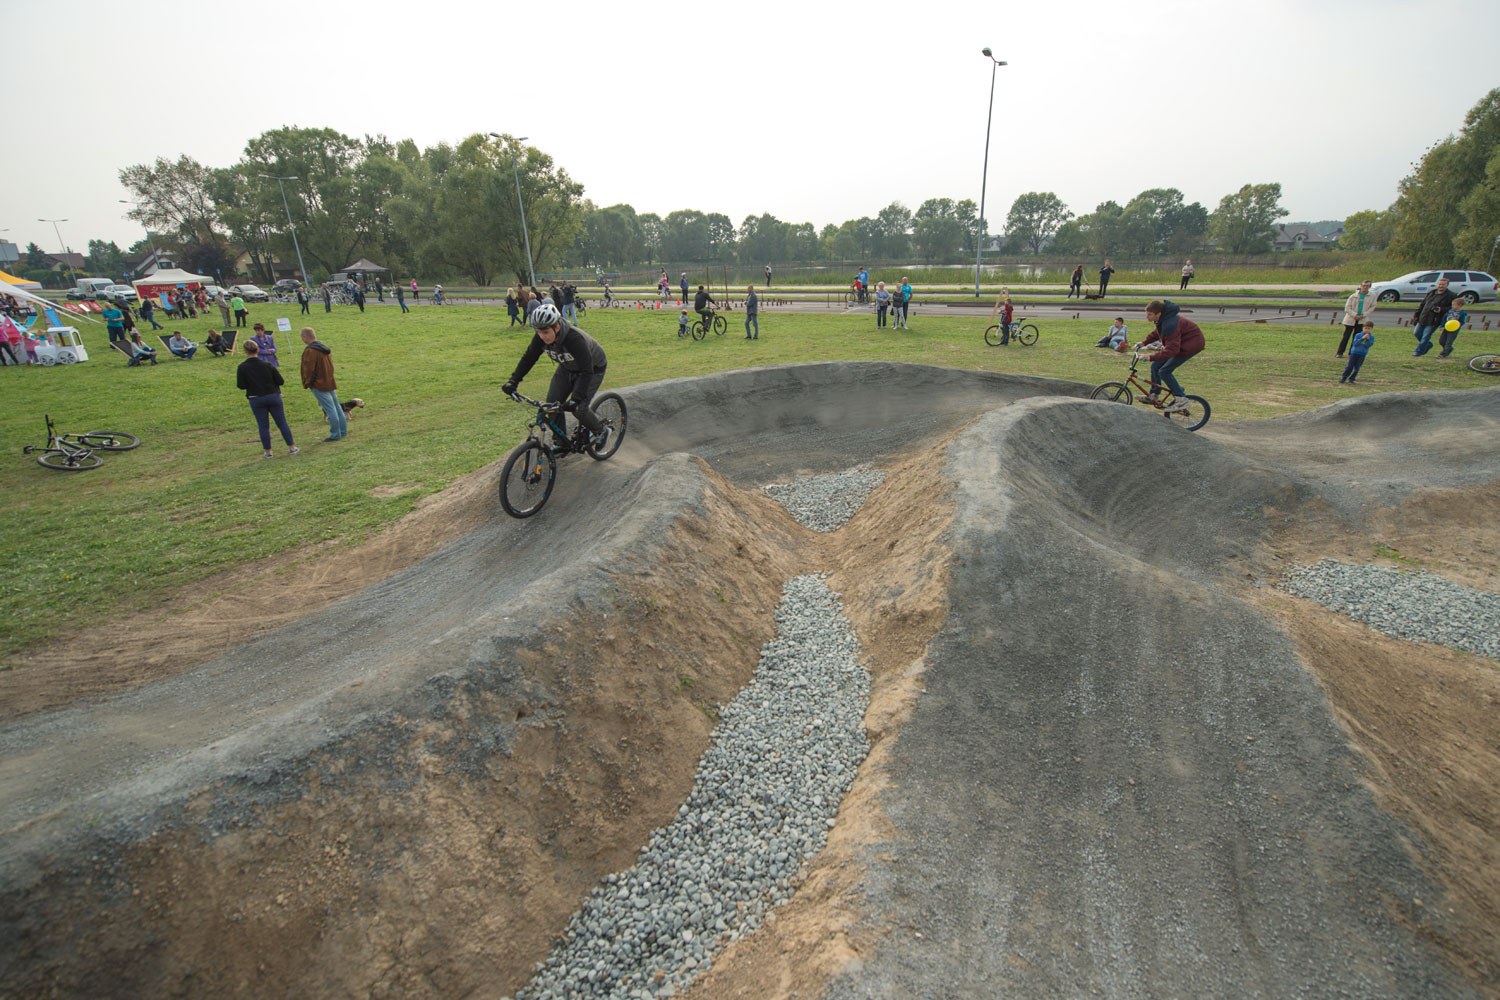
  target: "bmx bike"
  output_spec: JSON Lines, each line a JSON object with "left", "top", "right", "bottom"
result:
{"left": 22, "top": 413, "right": 141, "bottom": 470}
{"left": 1090, "top": 351, "right": 1211, "bottom": 431}
{"left": 984, "top": 319, "right": 1039, "bottom": 347}
{"left": 1468, "top": 353, "right": 1500, "bottom": 374}
{"left": 499, "top": 389, "right": 628, "bottom": 518}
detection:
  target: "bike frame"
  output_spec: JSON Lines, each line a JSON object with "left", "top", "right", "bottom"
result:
{"left": 1121, "top": 352, "right": 1174, "bottom": 404}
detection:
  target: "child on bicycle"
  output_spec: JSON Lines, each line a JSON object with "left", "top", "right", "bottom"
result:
{"left": 1136, "top": 299, "right": 1204, "bottom": 412}
{"left": 678, "top": 310, "right": 690, "bottom": 337}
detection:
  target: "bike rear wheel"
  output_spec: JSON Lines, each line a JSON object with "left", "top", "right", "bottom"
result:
{"left": 1468, "top": 354, "right": 1500, "bottom": 374}
{"left": 77, "top": 431, "right": 141, "bottom": 451}
{"left": 712, "top": 315, "right": 727, "bottom": 336}
{"left": 586, "top": 392, "right": 628, "bottom": 461}
{"left": 983, "top": 324, "right": 1005, "bottom": 347}
{"left": 1090, "top": 382, "right": 1133, "bottom": 404}
{"left": 37, "top": 449, "right": 103, "bottom": 471}
{"left": 1016, "top": 323, "right": 1039, "bottom": 346}
{"left": 1164, "top": 394, "right": 1211, "bottom": 431}
{"left": 499, "top": 441, "right": 556, "bottom": 517}
{"left": 690, "top": 322, "right": 706, "bottom": 341}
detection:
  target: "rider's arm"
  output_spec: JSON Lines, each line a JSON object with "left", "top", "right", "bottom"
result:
{"left": 506, "top": 335, "right": 546, "bottom": 387}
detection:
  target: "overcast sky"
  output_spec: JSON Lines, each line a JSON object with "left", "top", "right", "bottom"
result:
{"left": 6, "top": 0, "right": 1494, "bottom": 258}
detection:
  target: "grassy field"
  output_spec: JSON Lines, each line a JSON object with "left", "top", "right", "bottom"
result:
{"left": 2, "top": 301, "right": 1497, "bottom": 662}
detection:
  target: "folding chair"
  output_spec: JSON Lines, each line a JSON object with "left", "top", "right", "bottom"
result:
{"left": 111, "top": 340, "right": 155, "bottom": 367}
{"left": 157, "top": 334, "right": 194, "bottom": 360}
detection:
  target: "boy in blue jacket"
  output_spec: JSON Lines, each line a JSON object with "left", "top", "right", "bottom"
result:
{"left": 1339, "top": 320, "right": 1374, "bottom": 384}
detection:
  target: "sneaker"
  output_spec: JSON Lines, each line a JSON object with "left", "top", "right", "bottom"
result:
{"left": 289, "top": 446, "right": 300, "bottom": 455}
{"left": 263, "top": 451, "right": 274, "bottom": 458}
{"left": 1164, "top": 396, "right": 1191, "bottom": 413}
{"left": 1142, "top": 394, "right": 1161, "bottom": 407}
{"left": 592, "top": 426, "right": 611, "bottom": 450}
{"left": 323, "top": 436, "right": 339, "bottom": 442}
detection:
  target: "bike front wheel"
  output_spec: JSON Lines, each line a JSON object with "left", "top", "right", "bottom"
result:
{"left": 712, "top": 315, "right": 727, "bottom": 336}
{"left": 1016, "top": 324, "right": 1039, "bottom": 346}
{"left": 499, "top": 441, "right": 557, "bottom": 518}
{"left": 690, "top": 322, "right": 706, "bottom": 341}
{"left": 1468, "top": 354, "right": 1500, "bottom": 374}
{"left": 586, "top": 392, "right": 628, "bottom": 461}
{"left": 37, "top": 449, "right": 103, "bottom": 471}
{"left": 1090, "top": 382, "right": 1133, "bottom": 404}
{"left": 1164, "top": 395, "right": 1211, "bottom": 431}
{"left": 77, "top": 431, "right": 141, "bottom": 451}
{"left": 983, "top": 324, "right": 1005, "bottom": 347}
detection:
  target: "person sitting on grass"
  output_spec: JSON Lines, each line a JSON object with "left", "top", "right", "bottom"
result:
{"left": 166, "top": 331, "right": 197, "bottom": 360}
{"left": 1096, "top": 317, "right": 1129, "bottom": 350}
{"left": 128, "top": 331, "right": 158, "bottom": 366}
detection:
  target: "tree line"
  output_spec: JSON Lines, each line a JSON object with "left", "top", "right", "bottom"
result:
{"left": 29, "top": 87, "right": 1494, "bottom": 289}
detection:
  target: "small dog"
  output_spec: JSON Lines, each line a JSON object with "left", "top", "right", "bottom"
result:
{"left": 340, "top": 397, "right": 366, "bottom": 416}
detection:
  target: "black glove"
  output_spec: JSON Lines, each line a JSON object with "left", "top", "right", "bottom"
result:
{"left": 502, "top": 380, "right": 517, "bottom": 397}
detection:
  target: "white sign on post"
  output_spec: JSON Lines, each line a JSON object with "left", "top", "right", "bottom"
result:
{"left": 276, "top": 317, "right": 292, "bottom": 333}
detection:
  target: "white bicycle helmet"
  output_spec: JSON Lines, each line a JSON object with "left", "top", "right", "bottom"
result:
{"left": 530, "top": 302, "right": 562, "bottom": 329}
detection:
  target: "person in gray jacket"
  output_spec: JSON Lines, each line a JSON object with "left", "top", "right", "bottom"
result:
{"left": 744, "top": 285, "right": 759, "bottom": 339}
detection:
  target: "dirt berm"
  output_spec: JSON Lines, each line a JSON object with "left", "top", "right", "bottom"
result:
{"left": 1, "top": 364, "right": 1496, "bottom": 998}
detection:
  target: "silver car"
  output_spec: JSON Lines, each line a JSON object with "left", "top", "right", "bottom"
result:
{"left": 101, "top": 284, "right": 138, "bottom": 304}
{"left": 1370, "top": 269, "right": 1497, "bottom": 304}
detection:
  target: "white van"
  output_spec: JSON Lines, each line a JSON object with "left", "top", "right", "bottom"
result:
{"left": 67, "top": 277, "right": 115, "bottom": 300}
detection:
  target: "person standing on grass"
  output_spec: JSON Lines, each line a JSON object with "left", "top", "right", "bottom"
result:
{"left": 1180, "top": 259, "right": 1194, "bottom": 290}
{"left": 1410, "top": 276, "right": 1456, "bottom": 357}
{"left": 1438, "top": 300, "right": 1469, "bottom": 359}
{"left": 140, "top": 295, "right": 163, "bottom": 330}
{"left": 231, "top": 292, "right": 248, "bottom": 327}
{"left": 1336, "top": 280, "right": 1374, "bottom": 357}
{"left": 375, "top": 277, "right": 384, "bottom": 302}
{"left": 297, "top": 285, "right": 311, "bottom": 316}
{"left": 396, "top": 284, "right": 409, "bottom": 314}
{"left": 505, "top": 287, "right": 519, "bottom": 325}
{"left": 322, "top": 283, "right": 333, "bottom": 313}
{"left": 237, "top": 339, "right": 298, "bottom": 458}
{"left": 251, "top": 322, "right": 279, "bottom": 368}
{"left": 217, "top": 293, "right": 232, "bottom": 327}
{"left": 1098, "top": 259, "right": 1115, "bottom": 297}
{"left": 102, "top": 300, "right": 126, "bottom": 344}
{"left": 300, "top": 327, "right": 347, "bottom": 442}
{"left": 765, "top": 263, "right": 773, "bottom": 287}
{"left": 1339, "top": 320, "right": 1374, "bottom": 384}
{"left": 875, "top": 281, "right": 891, "bottom": 328}
{"left": 898, "top": 277, "right": 913, "bottom": 329}
{"left": 744, "top": 285, "right": 760, "bottom": 340}
{"left": 990, "top": 291, "right": 1015, "bottom": 344}
{"left": 353, "top": 284, "right": 366, "bottom": 313}
{"left": 680, "top": 272, "right": 689, "bottom": 306}
{"left": 1067, "top": 264, "right": 1084, "bottom": 299}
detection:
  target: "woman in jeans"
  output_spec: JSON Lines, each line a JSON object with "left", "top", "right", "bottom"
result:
{"left": 236, "top": 339, "right": 299, "bottom": 458}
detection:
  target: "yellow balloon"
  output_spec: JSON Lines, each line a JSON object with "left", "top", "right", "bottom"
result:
{"left": 1444, "top": 319, "right": 1461, "bottom": 332}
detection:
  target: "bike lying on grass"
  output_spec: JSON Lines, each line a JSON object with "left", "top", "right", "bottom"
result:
{"left": 1090, "top": 351, "right": 1211, "bottom": 431}
{"left": 22, "top": 413, "right": 141, "bottom": 471}
{"left": 499, "top": 390, "right": 628, "bottom": 517}
{"left": 1469, "top": 354, "right": 1500, "bottom": 374}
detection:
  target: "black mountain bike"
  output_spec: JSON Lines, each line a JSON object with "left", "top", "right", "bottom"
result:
{"left": 691, "top": 312, "right": 727, "bottom": 340}
{"left": 499, "top": 390, "right": 628, "bottom": 517}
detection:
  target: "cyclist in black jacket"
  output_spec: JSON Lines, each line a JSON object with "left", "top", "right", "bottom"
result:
{"left": 502, "top": 303, "right": 610, "bottom": 446}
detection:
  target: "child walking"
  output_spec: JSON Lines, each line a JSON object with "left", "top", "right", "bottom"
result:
{"left": 1339, "top": 320, "right": 1374, "bottom": 384}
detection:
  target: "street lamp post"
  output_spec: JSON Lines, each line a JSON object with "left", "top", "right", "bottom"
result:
{"left": 39, "top": 217, "right": 74, "bottom": 282}
{"left": 974, "top": 49, "right": 1008, "bottom": 299}
{"left": 257, "top": 174, "right": 311, "bottom": 286}
{"left": 488, "top": 133, "right": 536, "bottom": 288}
{"left": 1488, "top": 234, "right": 1500, "bottom": 273}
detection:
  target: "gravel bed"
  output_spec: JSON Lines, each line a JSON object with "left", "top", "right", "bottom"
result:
{"left": 763, "top": 467, "right": 887, "bottom": 532}
{"left": 510, "top": 574, "right": 871, "bottom": 1000}
{"left": 1280, "top": 559, "right": 1500, "bottom": 660}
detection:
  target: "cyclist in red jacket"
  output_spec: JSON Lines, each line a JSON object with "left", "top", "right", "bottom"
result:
{"left": 1136, "top": 299, "right": 1204, "bottom": 412}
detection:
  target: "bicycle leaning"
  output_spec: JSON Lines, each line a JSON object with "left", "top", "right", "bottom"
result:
{"left": 498, "top": 390, "right": 628, "bottom": 517}
{"left": 1090, "top": 351, "right": 1211, "bottom": 431}
{"left": 22, "top": 413, "right": 141, "bottom": 471}
{"left": 984, "top": 319, "right": 1039, "bottom": 347}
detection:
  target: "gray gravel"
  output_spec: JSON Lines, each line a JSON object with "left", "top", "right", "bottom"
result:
{"left": 764, "top": 467, "right": 887, "bottom": 532}
{"left": 1280, "top": 560, "right": 1500, "bottom": 660}
{"left": 510, "top": 574, "right": 870, "bottom": 1000}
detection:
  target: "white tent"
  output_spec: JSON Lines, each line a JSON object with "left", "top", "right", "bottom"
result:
{"left": 132, "top": 267, "right": 212, "bottom": 291}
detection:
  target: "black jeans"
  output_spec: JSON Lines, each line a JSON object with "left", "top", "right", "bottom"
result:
{"left": 547, "top": 366, "right": 606, "bottom": 433}
{"left": 1336, "top": 324, "right": 1358, "bottom": 355}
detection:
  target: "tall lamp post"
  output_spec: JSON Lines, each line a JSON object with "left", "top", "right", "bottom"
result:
{"left": 39, "top": 217, "right": 74, "bottom": 283}
{"left": 974, "top": 48, "right": 1008, "bottom": 298}
{"left": 256, "top": 174, "right": 311, "bottom": 286}
{"left": 488, "top": 132, "right": 536, "bottom": 289}
{"left": 1488, "top": 233, "right": 1500, "bottom": 273}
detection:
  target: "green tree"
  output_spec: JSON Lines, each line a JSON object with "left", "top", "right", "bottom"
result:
{"left": 874, "top": 202, "right": 912, "bottom": 259}
{"left": 24, "top": 242, "right": 51, "bottom": 270}
{"left": 784, "top": 222, "right": 818, "bottom": 262}
{"left": 1389, "top": 88, "right": 1500, "bottom": 265}
{"left": 912, "top": 199, "right": 966, "bottom": 262}
{"left": 661, "top": 210, "right": 711, "bottom": 262}
{"left": 1454, "top": 147, "right": 1500, "bottom": 268}
{"left": 84, "top": 240, "right": 128, "bottom": 280}
{"left": 706, "top": 213, "right": 736, "bottom": 260}
{"left": 1004, "top": 192, "right": 1072, "bottom": 254}
{"left": 738, "top": 213, "right": 789, "bottom": 266}
{"left": 1209, "top": 183, "right": 1287, "bottom": 254}
{"left": 1339, "top": 209, "right": 1396, "bottom": 252}
{"left": 118, "top": 155, "right": 221, "bottom": 247}
{"left": 587, "top": 204, "right": 644, "bottom": 267}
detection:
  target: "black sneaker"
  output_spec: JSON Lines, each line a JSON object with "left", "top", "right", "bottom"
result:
{"left": 592, "top": 426, "right": 611, "bottom": 450}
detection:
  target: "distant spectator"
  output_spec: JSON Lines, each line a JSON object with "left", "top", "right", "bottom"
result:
{"left": 300, "top": 326, "right": 346, "bottom": 442}
{"left": 217, "top": 293, "right": 232, "bottom": 326}
{"left": 102, "top": 301, "right": 126, "bottom": 344}
{"left": 680, "top": 272, "right": 689, "bottom": 305}
{"left": 875, "top": 281, "right": 891, "bottom": 328}
{"left": 140, "top": 296, "right": 164, "bottom": 330}
{"left": 166, "top": 330, "right": 197, "bottom": 360}
{"left": 251, "top": 322, "right": 279, "bottom": 368}
{"left": 297, "top": 286, "right": 311, "bottom": 316}
{"left": 322, "top": 283, "right": 332, "bottom": 313}
{"left": 505, "top": 287, "right": 520, "bottom": 326}
{"left": 1336, "top": 280, "right": 1374, "bottom": 357}
{"left": 1096, "top": 317, "right": 1129, "bottom": 350}
{"left": 744, "top": 285, "right": 759, "bottom": 340}
{"left": 396, "top": 284, "right": 409, "bottom": 314}
{"left": 1180, "top": 259, "right": 1194, "bottom": 290}
{"left": 375, "top": 277, "right": 384, "bottom": 302}
{"left": 1097, "top": 259, "right": 1115, "bottom": 297}
{"left": 1067, "top": 264, "right": 1084, "bottom": 299}
{"left": 231, "top": 293, "right": 247, "bottom": 327}
{"left": 764, "top": 263, "right": 772, "bottom": 286}
{"left": 1410, "top": 277, "right": 1456, "bottom": 357}
{"left": 897, "top": 277, "right": 913, "bottom": 330}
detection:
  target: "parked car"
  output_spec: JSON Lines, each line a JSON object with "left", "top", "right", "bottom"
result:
{"left": 66, "top": 277, "right": 115, "bottom": 300}
{"left": 228, "top": 284, "right": 270, "bottom": 303}
{"left": 100, "top": 284, "right": 138, "bottom": 305}
{"left": 1370, "top": 269, "right": 1498, "bottom": 304}
{"left": 272, "top": 279, "right": 304, "bottom": 294}
{"left": 200, "top": 285, "right": 227, "bottom": 301}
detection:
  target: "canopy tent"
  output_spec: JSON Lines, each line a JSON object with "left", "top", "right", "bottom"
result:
{"left": 340, "top": 258, "right": 389, "bottom": 273}
{"left": 0, "top": 269, "right": 43, "bottom": 293}
{"left": 132, "top": 267, "right": 213, "bottom": 301}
